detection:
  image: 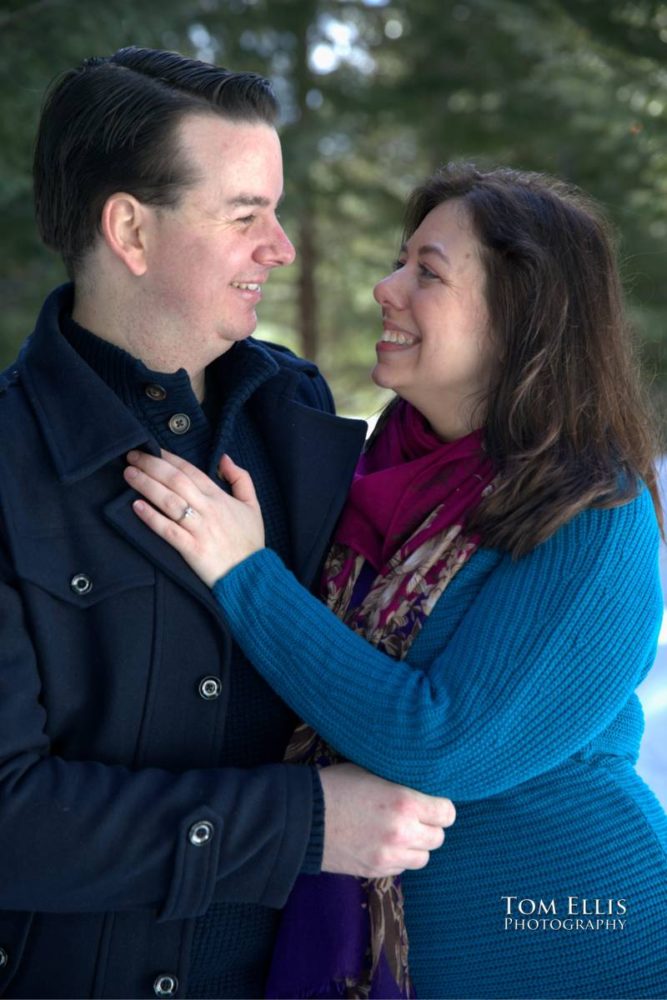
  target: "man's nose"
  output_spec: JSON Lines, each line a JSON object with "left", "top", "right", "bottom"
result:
{"left": 257, "top": 221, "right": 296, "bottom": 267}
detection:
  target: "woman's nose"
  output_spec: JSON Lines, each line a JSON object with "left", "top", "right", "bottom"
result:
{"left": 373, "top": 270, "right": 405, "bottom": 310}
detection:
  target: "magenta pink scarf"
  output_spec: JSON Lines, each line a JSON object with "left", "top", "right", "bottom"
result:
{"left": 335, "top": 399, "right": 495, "bottom": 570}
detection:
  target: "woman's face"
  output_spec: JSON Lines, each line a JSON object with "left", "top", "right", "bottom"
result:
{"left": 372, "top": 198, "right": 494, "bottom": 439}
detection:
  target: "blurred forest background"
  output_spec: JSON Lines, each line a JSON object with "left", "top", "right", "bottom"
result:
{"left": 3, "top": 0, "right": 667, "bottom": 422}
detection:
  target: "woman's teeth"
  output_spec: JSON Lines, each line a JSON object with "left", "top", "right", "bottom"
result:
{"left": 232, "top": 282, "right": 261, "bottom": 291}
{"left": 380, "top": 330, "right": 418, "bottom": 345}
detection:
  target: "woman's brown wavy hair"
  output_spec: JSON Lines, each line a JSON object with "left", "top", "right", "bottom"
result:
{"left": 372, "top": 163, "right": 663, "bottom": 557}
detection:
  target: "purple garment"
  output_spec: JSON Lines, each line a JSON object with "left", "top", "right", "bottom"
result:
{"left": 266, "top": 874, "right": 406, "bottom": 999}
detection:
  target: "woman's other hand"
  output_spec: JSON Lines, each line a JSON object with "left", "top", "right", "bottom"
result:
{"left": 124, "top": 450, "right": 265, "bottom": 587}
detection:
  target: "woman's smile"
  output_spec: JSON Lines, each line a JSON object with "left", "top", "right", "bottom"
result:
{"left": 377, "top": 322, "right": 421, "bottom": 350}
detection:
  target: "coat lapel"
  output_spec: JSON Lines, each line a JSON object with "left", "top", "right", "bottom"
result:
{"left": 106, "top": 390, "right": 366, "bottom": 609}
{"left": 253, "top": 386, "right": 367, "bottom": 588}
{"left": 104, "top": 487, "right": 229, "bottom": 623}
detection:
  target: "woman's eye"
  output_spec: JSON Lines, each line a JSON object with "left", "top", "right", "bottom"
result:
{"left": 418, "top": 263, "right": 438, "bottom": 279}
{"left": 392, "top": 259, "right": 406, "bottom": 271}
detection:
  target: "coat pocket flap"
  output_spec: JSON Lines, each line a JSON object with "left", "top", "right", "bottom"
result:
{"left": 12, "top": 531, "right": 155, "bottom": 606}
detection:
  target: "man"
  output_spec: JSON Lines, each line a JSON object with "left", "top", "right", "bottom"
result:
{"left": 0, "top": 48, "right": 454, "bottom": 998}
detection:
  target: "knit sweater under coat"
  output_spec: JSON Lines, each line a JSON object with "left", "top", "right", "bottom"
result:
{"left": 213, "top": 489, "right": 667, "bottom": 998}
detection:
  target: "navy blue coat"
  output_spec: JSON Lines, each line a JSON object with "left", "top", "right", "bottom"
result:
{"left": 0, "top": 287, "right": 366, "bottom": 997}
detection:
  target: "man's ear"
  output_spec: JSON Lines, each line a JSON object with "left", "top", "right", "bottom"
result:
{"left": 100, "top": 193, "right": 149, "bottom": 276}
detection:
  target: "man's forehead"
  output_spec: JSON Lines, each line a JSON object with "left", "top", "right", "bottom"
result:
{"left": 180, "top": 114, "right": 281, "bottom": 168}
{"left": 178, "top": 117, "right": 284, "bottom": 208}
{"left": 179, "top": 112, "right": 277, "bottom": 144}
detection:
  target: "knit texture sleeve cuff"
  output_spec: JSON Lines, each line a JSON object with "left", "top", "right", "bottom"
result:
{"left": 300, "top": 766, "right": 325, "bottom": 875}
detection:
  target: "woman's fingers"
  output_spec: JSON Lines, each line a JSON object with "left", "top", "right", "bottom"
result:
{"left": 218, "top": 454, "right": 259, "bottom": 508}
{"left": 158, "top": 449, "right": 220, "bottom": 496}
{"left": 124, "top": 449, "right": 265, "bottom": 587}
{"left": 126, "top": 449, "right": 212, "bottom": 500}
{"left": 124, "top": 459, "right": 199, "bottom": 523}
{"left": 131, "top": 498, "right": 193, "bottom": 551}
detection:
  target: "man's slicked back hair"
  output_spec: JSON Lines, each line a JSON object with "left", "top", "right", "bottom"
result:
{"left": 33, "top": 46, "right": 279, "bottom": 277}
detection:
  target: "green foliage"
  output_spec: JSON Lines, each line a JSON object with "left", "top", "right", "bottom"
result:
{"left": 2, "top": 0, "right": 667, "bottom": 420}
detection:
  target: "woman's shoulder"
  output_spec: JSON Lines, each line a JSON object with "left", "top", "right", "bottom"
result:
{"left": 562, "top": 482, "right": 657, "bottom": 539}
{"left": 477, "top": 485, "right": 658, "bottom": 577}
{"left": 520, "top": 484, "right": 659, "bottom": 573}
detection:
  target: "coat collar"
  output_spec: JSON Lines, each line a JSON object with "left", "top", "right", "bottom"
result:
{"left": 20, "top": 284, "right": 367, "bottom": 591}
{"left": 252, "top": 381, "right": 366, "bottom": 586}
{"left": 19, "top": 285, "right": 156, "bottom": 484}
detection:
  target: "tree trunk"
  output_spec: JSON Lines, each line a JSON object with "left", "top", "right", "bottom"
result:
{"left": 292, "top": 0, "right": 320, "bottom": 362}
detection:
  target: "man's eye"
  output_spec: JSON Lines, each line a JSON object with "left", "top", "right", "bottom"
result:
{"left": 237, "top": 215, "right": 256, "bottom": 224}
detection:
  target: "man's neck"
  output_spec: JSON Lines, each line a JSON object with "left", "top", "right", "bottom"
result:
{"left": 72, "top": 293, "right": 206, "bottom": 402}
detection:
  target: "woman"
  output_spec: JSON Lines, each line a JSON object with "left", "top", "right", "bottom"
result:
{"left": 124, "top": 164, "right": 667, "bottom": 999}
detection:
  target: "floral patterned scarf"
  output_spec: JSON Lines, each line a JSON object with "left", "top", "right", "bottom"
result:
{"left": 266, "top": 401, "right": 495, "bottom": 999}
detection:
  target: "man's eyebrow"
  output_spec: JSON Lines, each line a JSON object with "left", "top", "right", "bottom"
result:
{"left": 223, "top": 192, "right": 285, "bottom": 208}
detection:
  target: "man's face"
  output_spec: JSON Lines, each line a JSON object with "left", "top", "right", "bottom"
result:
{"left": 142, "top": 114, "right": 295, "bottom": 363}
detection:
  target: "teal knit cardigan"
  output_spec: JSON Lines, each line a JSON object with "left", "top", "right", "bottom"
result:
{"left": 212, "top": 487, "right": 667, "bottom": 998}
{"left": 212, "top": 488, "right": 662, "bottom": 801}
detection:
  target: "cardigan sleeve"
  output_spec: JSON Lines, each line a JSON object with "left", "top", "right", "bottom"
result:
{"left": 213, "top": 489, "right": 662, "bottom": 802}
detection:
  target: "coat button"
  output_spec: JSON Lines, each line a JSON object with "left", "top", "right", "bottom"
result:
{"left": 0, "top": 947, "right": 7, "bottom": 967}
{"left": 189, "top": 820, "right": 214, "bottom": 846}
{"left": 70, "top": 573, "right": 93, "bottom": 596}
{"left": 168, "top": 413, "right": 191, "bottom": 435}
{"left": 153, "top": 973, "right": 178, "bottom": 997}
{"left": 145, "top": 383, "right": 167, "bottom": 401}
{"left": 198, "top": 676, "right": 222, "bottom": 700}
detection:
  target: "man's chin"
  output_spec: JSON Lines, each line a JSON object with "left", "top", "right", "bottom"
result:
{"left": 217, "top": 325, "right": 257, "bottom": 346}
